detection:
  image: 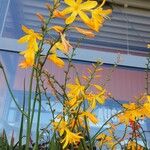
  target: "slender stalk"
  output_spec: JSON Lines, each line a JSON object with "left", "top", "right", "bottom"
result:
{"left": 18, "top": 79, "right": 26, "bottom": 150}
{"left": 83, "top": 102, "right": 92, "bottom": 150}
{"left": 145, "top": 56, "right": 150, "bottom": 95}
{"left": 91, "top": 111, "right": 123, "bottom": 143}
{"left": 25, "top": 68, "right": 34, "bottom": 150}
{"left": 40, "top": 24, "right": 69, "bottom": 69}
{"left": 111, "top": 124, "right": 128, "bottom": 149}
{"left": 101, "top": 55, "right": 120, "bottom": 88}
{"left": 136, "top": 123, "right": 149, "bottom": 149}
{"left": 1, "top": 67, "right": 27, "bottom": 117}
{"left": 28, "top": 3, "right": 67, "bottom": 140}
{"left": 25, "top": 3, "right": 58, "bottom": 148}
{"left": 29, "top": 87, "right": 39, "bottom": 134}
{"left": 33, "top": 87, "right": 42, "bottom": 150}
{"left": 84, "top": 61, "right": 102, "bottom": 90}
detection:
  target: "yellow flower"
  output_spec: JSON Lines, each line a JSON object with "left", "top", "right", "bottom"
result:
{"left": 50, "top": 35, "right": 72, "bottom": 54}
{"left": 81, "top": 111, "right": 99, "bottom": 124}
{"left": 48, "top": 54, "right": 65, "bottom": 68}
{"left": 20, "top": 44, "right": 35, "bottom": 60}
{"left": 123, "top": 103, "right": 137, "bottom": 110}
{"left": 19, "top": 50, "right": 35, "bottom": 69}
{"left": 147, "top": 95, "right": 150, "bottom": 102}
{"left": 66, "top": 79, "right": 85, "bottom": 109}
{"left": 127, "top": 141, "right": 144, "bottom": 150}
{"left": 18, "top": 25, "right": 42, "bottom": 68}
{"left": 61, "top": 128, "right": 83, "bottom": 149}
{"left": 18, "top": 25, "right": 42, "bottom": 51}
{"left": 147, "top": 44, "right": 150, "bottom": 48}
{"left": 86, "top": 84, "right": 106, "bottom": 109}
{"left": 141, "top": 96, "right": 150, "bottom": 118}
{"left": 69, "top": 117, "right": 85, "bottom": 129}
{"left": 96, "top": 133, "right": 112, "bottom": 142}
{"left": 62, "top": 0, "right": 97, "bottom": 24}
{"left": 53, "top": 120, "right": 68, "bottom": 136}
{"left": 140, "top": 105, "right": 150, "bottom": 118}
{"left": 118, "top": 103, "right": 142, "bottom": 124}
{"left": 84, "top": 7, "right": 112, "bottom": 32}
{"left": 67, "top": 78, "right": 85, "bottom": 97}
{"left": 96, "top": 133, "right": 114, "bottom": 149}
{"left": 51, "top": 42, "right": 66, "bottom": 54}
{"left": 53, "top": 120, "right": 83, "bottom": 149}
{"left": 65, "top": 96, "right": 82, "bottom": 109}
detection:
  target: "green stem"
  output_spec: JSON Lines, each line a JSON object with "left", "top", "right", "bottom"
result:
{"left": 19, "top": 79, "right": 26, "bottom": 150}
{"left": 136, "top": 123, "right": 148, "bottom": 149}
{"left": 1, "top": 67, "right": 27, "bottom": 117}
{"left": 91, "top": 111, "right": 123, "bottom": 143}
{"left": 33, "top": 88, "right": 42, "bottom": 150}
{"left": 29, "top": 87, "right": 39, "bottom": 135}
{"left": 25, "top": 68, "right": 34, "bottom": 150}
{"left": 112, "top": 124, "right": 128, "bottom": 149}
{"left": 25, "top": 3, "right": 57, "bottom": 148}
{"left": 83, "top": 102, "right": 92, "bottom": 150}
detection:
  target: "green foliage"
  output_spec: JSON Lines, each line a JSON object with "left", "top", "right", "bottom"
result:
{"left": 0, "top": 130, "right": 9, "bottom": 150}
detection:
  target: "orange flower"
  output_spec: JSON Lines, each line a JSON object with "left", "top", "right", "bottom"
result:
{"left": 74, "top": 27, "right": 95, "bottom": 38}
{"left": 18, "top": 60, "right": 33, "bottom": 69}
{"left": 60, "top": 33, "right": 72, "bottom": 53}
{"left": 53, "top": 10, "right": 65, "bottom": 18}
{"left": 51, "top": 25, "right": 64, "bottom": 33}
{"left": 48, "top": 54, "right": 64, "bottom": 68}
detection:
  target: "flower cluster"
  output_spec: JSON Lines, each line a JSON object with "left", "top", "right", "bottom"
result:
{"left": 18, "top": 0, "right": 112, "bottom": 69}
{"left": 4, "top": 0, "right": 148, "bottom": 150}
{"left": 118, "top": 95, "right": 150, "bottom": 124}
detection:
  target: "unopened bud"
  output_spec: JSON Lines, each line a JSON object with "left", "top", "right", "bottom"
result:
{"left": 36, "top": 13, "right": 45, "bottom": 24}
{"left": 45, "top": 3, "right": 51, "bottom": 11}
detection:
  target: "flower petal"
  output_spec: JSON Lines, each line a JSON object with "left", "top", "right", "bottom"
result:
{"left": 80, "top": 1, "right": 97, "bottom": 10}
{"left": 18, "top": 35, "right": 30, "bottom": 43}
{"left": 76, "top": 0, "right": 82, "bottom": 4}
{"left": 74, "top": 27, "right": 95, "bottom": 38}
{"left": 19, "top": 60, "right": 32, "bottom": 69}
{"left": 48, "top": 54, "right": 64, "bottom": 68}
{"left": 61, "top": 7, "right": 73, "bottom": 15}
{"left": 51, "top": 25, "right": 64, "bottom": 33}
{"left": 35, "top": 33, "right": 42, "bottom": 40}
{"left": 22, "top": 25, "right": 31, "bottom": 34}
{"left": 65, "top": 12, "right": 77, "bottom": 24}
{"left": 78, "top": 11, "right": 90, "bottom": 23}
{"left": 64, "top": 0, "right": 75, "bottom": 6}
{"left": 84, "top": 112, "right": 98, "bottom": 124}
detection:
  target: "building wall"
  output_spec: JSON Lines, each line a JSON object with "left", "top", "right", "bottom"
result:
{"left": 13, "top": 56, "right": 146, "bottom": 101}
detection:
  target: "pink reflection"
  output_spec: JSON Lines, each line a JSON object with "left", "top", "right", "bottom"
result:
{"left": 13, "top": 56, "right": 145, "bottom": 101}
